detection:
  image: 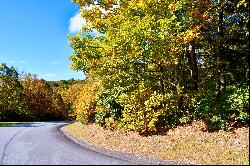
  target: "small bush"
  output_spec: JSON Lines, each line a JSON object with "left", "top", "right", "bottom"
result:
{"left": 98, "top": 89, "right": 124, "bottom": 120}
{"left": 105, "top": 117, "right": 117, "bottom": 130}
{"left": 95, "top": 111, "right": 107, "bottom": 127}
{"left": 193, "top": 84, "right": 249, "bottom": 131}
{"left": 118, "top": 83, "right": 167, "bottom": 133}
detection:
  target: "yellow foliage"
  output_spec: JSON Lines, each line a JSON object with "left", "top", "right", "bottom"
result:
{"left": 60, "top": 83, "right": 83, "bottom": 119}
{"left": 22, "top": 75, "right": 67, "bottom": 120}
{"left": 105, "top": 117, "right": 117, "bottom": 130}
{"left": 182, "top": 24, "right": 204, "bottom": 44}
{"left": 170, "top": 45, "right": 180, "bottom": 55}
{"left": 62, "top": 78, "right": 102, "bottom": 124}
{"left": 168, "top": 1, "right": 182, "bottom": 11}
{"left": 118, "top": 83, "right": 168, "bottom": 133}
{"left": 74, "top": 79, "right": 101, "bottom": 124}
{"left": 168, "top": 3, "right": 176, "bottom": 10}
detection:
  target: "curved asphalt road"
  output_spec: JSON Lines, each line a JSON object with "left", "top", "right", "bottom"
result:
{"left": 0, "top": 122, "right": 134, "bottom": 165}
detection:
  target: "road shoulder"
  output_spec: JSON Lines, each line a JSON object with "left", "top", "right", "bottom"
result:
{"left": 58, "top": 124, "right": 188, "bottom": 165}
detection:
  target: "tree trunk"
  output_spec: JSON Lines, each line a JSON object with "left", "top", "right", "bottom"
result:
{"left": 186, "top": 41, "right": 198, "bottom": 91}
{"left": 159, "top": 64, "right": 165, "bottom": 93}
{"left": 217, "top": 0, "right": 226, "bottom": 97}
{"left": 176, "top": 53, "right": 185, "bottom": 110}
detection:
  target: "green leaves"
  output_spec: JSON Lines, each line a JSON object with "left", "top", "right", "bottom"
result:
{"left": 69, "top": 0, "right": 249, "bottom": 132}
{"left": 0, "top": 63, "right": 27, "bottom": 121}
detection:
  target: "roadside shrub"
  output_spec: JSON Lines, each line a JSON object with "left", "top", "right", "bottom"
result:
{"left": 193, "top": 84, "right": 249, "bottom": 131}
{"left": 117, "top": 83, "right": 167, "bottom": 134}
{"left": 227, "top": 85, "right": 249, "bottom": 124}
{"left": 95, "top": 111, "right": 107, "bottom": 127}
{"left": 98, "top": 88, "right": 124, "bottom": 120}
{"left": 114, "top": 82, "right": 195, "bottom": 134}
{"left": 104, "top": 117, "right": 117, "bottom": 130}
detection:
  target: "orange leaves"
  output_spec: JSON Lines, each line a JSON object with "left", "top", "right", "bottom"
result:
{"left": 168, "top": 3, "right": 177, "bottom": 11}
{"left": 188, "top": 7, "right": 212, "bottom": 20}
{"left": 103, "top": 0, "right": 116, "bottom": 9}
{"left": 188, "top": 0, "right": 212, "bottom": 20}
{"left": 170, "top": 45, "right": 180, "bottom": 55}
{"left": 189, "top": 8, "right": 204, "bottom": 19}
{"left": 22, "top": 75, "right": 67, "bottom": 120}
{"left": 168, "top": 1, "right": 183, "bottom": 11}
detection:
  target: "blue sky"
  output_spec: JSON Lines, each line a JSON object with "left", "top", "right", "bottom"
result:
{"left": 0, "top": 0, "right": 86, "bottom": 81}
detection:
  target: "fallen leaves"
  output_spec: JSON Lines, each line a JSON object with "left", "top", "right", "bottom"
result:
{"left": 64, "top": 121, "right": 249, "bottom": 165}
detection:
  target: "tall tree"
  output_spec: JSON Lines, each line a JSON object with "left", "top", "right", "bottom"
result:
{"left": 0, "top": 63, "right": 27, "bottom": 121}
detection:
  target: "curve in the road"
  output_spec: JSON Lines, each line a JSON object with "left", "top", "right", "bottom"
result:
{"left": 0, "top": 122, "right": 190, "bottom": 165}
{"left": 0, "top": 122, "right": 133, "bottom": 165}
{"left": 58, "top": 123, "right": 189, "bottom": 165}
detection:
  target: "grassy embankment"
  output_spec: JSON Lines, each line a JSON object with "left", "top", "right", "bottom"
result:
{"left": 64, "top": 121, "right": 249, "bottom": 165}
{"left": 0, "top": 122, "right": 32, "bottom": 127}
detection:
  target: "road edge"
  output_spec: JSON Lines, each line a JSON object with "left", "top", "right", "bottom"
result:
{"left": 57, "top": 123, "right": 194, "bottom": 165}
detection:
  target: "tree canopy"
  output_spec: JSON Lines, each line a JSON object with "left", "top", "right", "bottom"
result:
{"left": 68, "top": 0, "right": 249, "bottom": 133}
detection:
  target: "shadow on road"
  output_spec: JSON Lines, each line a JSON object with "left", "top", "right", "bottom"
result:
{"left": 0, "top": 121, "right": 73, "bottom": 128}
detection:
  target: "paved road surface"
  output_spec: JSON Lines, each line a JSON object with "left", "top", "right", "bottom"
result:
{"left": 0, "top": 122, "right": 133, "bottom": 165}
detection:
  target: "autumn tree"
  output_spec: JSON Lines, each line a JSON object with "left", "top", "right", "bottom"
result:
{"left": 69, "top": 0, "right": 249, "bottom": 132}
{"left": 21, "top": 74, "right": 67, "bottom": 121}
{"left": 0, "top": 63, "right": 28, "bottom": 121}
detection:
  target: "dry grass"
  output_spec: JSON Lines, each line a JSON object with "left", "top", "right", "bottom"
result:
{"left": 63, "top": 121, "right": 249, "bottom": 165}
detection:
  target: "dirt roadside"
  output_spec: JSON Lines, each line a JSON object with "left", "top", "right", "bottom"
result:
{"left": 63, "top": 121, "right": 249, "bottom": 165}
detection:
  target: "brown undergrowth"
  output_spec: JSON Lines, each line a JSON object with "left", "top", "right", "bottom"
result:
{"left": 63, "top": 121, "right": 249, "bottom": 165}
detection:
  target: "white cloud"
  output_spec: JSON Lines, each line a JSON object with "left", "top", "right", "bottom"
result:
{"left": 7, "top": 60, "right": 28, "bottom": 64}
{"left": 69, "top": 13, "right": 86, "bottom": 33}
{"left": 41, "top": 73, "right": 56, "bottom": 77}
{"left": 19, "top": 60, "right": 28, "bottom": 64}
{"left": 51, "top": 61, "right": 60, "bottom": 65}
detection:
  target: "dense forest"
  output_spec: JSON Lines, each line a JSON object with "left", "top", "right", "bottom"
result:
{"left": 0, "top": 0, "right": 249, "bottom": 134}
{"left": 68, "top": 0, "right": 249, "bottom": 133}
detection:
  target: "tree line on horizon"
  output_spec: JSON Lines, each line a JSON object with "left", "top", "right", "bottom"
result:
{"left": 0, "top": 63, "right": 82, "bottom": 121}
